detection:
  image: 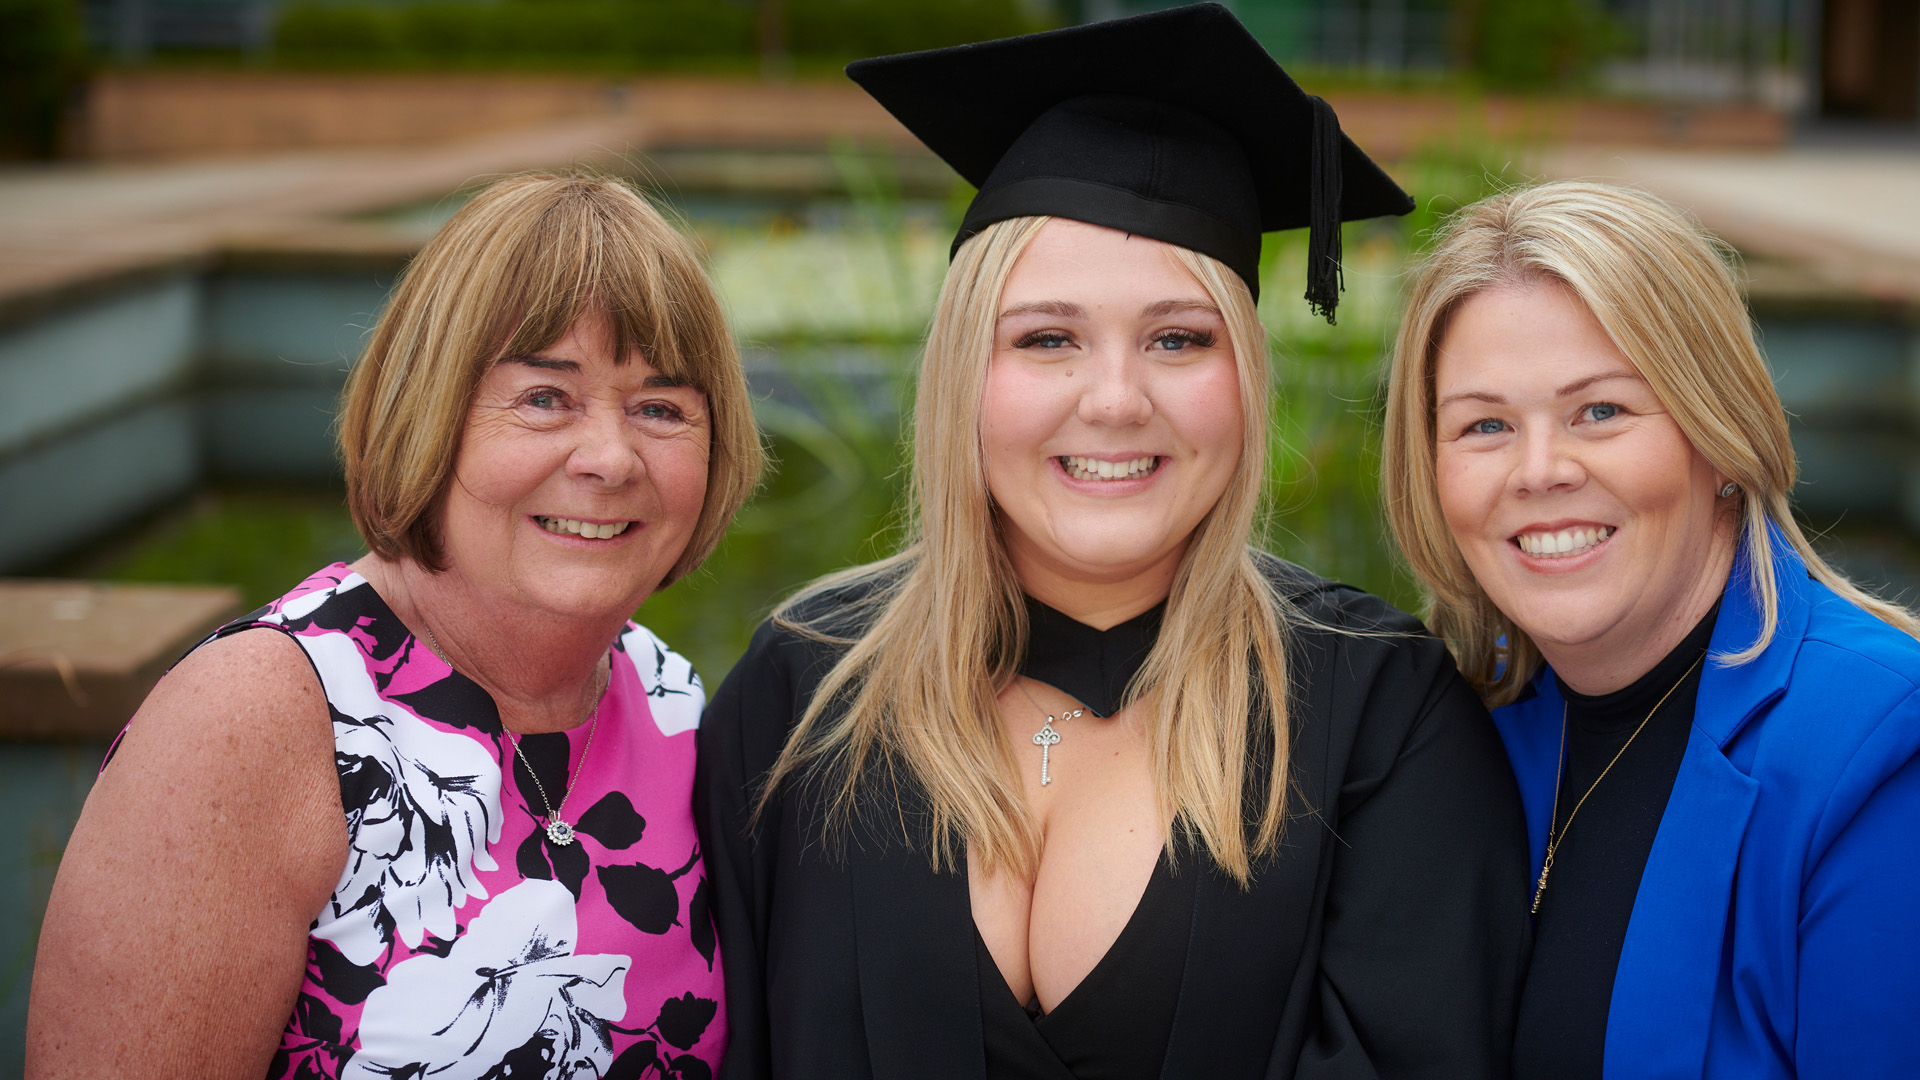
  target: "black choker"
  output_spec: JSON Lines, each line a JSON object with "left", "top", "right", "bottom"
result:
{"left": 1017, "top": 595, "right": 1164, "bottom": 717}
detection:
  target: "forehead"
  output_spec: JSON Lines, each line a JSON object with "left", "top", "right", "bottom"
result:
{"left": 1001, "top": 218, "right": 1210, "bottom": 307}
{"left": 1434, "top": 281, "right": 1640, "bottom": 395}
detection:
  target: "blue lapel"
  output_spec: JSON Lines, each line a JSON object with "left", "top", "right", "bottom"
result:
{"left": 1602, "top": 530, "right": 1807, "bottom": 1078}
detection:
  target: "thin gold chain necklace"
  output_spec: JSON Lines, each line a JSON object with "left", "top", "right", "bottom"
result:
{"left": 1532, "top": 653, "right": 1704, "bottom": 915}
{"left": 421, "top": 623, "right": 607, "bottom": 846}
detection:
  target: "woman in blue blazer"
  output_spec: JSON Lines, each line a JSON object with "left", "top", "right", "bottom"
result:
{"left": 1380, "top": 179, "right": 1920, "bottom": 1079}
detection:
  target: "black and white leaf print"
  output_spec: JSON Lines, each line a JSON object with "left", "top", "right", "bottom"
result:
{"left": 342, "top": 880, "right": 630, "bottom": 1080}
{"left": 654, "top": 993, "right": 717, "bottom": 1051}
{"left": 687, "top": 877, "right": 715, "bottom": 970}
{"left": 310, "top": 938, "right": 385, "bottom": 1005}
{"left": 605, "top": 1038, "right": 659, "bottom": 1080}
{"left": 669, "top": 1052, "right": 714, "bottom": 1080}
{"left": 549, "top": 829, "right": 590, "bottom": 900}
{"left": 318, "top": 697, "right": 501, "bottom": 967}
{"left": 599, "top": 848, "right": 699, "bottom": 936}
{"left": 517, "top": 825, "right": 553, "bottom": 882}
{"left": 576, "top": 792, "right": 646, "bottom": 850}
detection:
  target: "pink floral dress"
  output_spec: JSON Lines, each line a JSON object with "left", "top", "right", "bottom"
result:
{"left": 133, "top": 564, "right": 727, "bottom": 1079}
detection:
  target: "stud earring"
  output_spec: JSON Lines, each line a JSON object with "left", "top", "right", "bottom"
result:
{"left": 1719, "top": 482, "right": 1738, "bottom": 498}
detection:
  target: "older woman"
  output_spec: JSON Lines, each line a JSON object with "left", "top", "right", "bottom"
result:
{"left": 28, "top": 174, "right": 762, "bottom": 1079}
{"left": 698, "top": 8, "right": 1529, "bottom": 1079}
{"left": 1383, "top": 180, "right": 1920, "bottom": 1078}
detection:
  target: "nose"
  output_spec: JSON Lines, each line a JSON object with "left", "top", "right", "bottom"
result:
{"left": 1510, "top": 426, "right": 1584, "bottom": 497}
{"left": 566, "top": 403, "right": 641, "bottom": 488}
{"left": 1074, "top": 343, "right": 1154, "bottom": 427}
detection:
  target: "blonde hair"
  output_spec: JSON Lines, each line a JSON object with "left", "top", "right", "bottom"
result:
{"left": 339, "top": 172, "right": 763, "bottom": 584}
{"left": 1383, "top": 180, "right": 1920, "bottom": 705}
{"left": 760, "top": 217, "right": 1294, "bottom": 885}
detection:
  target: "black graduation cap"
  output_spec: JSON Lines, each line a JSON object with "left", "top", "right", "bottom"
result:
{"left": 846, "top": 2, "right": 1414, "bottom": 319}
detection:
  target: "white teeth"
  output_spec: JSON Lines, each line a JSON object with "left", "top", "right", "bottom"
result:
{"left": 1061, "top": 455, "right": 1159, "bottom": 481}
{"left": 537, "top": 516, "right": 631, "bottom": 540}
{"left": 1516, "top": 526, "right": 1615, "bottom": 558}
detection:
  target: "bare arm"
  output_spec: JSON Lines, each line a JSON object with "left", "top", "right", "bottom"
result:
{"left": 27, "top": 627, "right": 347, "bottom": 1079}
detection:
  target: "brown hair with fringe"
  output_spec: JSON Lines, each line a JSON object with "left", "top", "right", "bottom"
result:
{"left": 338, "top": 172, "right": 763, "bottom": 584}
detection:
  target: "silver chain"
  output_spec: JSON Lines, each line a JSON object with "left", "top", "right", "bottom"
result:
{"left": 420, "top": 621, "right": 606, "bottom": 845}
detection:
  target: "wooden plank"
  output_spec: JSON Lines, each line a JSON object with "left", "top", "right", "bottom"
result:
{"left": 0, "top": 580, "right": 244, "bottom": 741}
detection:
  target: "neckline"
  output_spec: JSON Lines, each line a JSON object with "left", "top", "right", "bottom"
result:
{"left": 346, "top": 566, "right": 615, "bottom": 740}
{"left": 1017, "top": 594, "right": 1165, "bottom": 717}
{"left": 974, "top": 847, "right": 1180, "bottom": 1022}
{"left": 1557, "top": 596, "right": 1721, "bottom": 734}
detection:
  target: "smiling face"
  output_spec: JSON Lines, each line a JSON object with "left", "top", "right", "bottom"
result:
{"left": 980, "top": 219, "right": 1245, "bottom": 610}
{"left": 438, "top": 313, "right": 711, "bottom": 622}
{"left": 1432, "top": 279, "right": 1735, "bottom": 692}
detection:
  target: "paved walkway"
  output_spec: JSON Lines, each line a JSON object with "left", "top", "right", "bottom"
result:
{"left": 1543, "top": 145, "right": 1920, "bottom": 304}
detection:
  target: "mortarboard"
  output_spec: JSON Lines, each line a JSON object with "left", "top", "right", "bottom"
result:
{"left": 846, "top": 2, "right": 1414, "bottom": 319}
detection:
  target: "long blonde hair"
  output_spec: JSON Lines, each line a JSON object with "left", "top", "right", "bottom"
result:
{"left": 760, "top": 217, "right": 1294, "bottom": 885}
{"left": 1382, "top": 180, "right": 1920, "bottom": 705}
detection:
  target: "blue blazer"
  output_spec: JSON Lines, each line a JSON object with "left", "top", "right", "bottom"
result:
{"left": 1492, "top": 530, "right": 1920, "bottom": 1078}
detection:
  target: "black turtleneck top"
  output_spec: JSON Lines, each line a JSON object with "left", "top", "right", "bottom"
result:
{"left": 1513, "top": 600, "right": 1721, "bottom": 1080}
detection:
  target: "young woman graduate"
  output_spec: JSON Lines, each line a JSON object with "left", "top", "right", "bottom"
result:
{"left": 696, "top": 7, "right": 1531, "bottom": 1078}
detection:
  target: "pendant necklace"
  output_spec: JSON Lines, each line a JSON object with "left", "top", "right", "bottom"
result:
{"left": 1532, "top": 653, "right": 1703, "bottom": 914}
{"left": 422, "top": 622, "right": 607, "bottom": 846}
{"left": 1016, "top": 680, "right": 1085, "bottom": 786}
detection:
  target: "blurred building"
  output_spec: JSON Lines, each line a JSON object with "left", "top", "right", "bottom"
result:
{"left": 1078, "top": 0, "right": 1916, "bottom": 125}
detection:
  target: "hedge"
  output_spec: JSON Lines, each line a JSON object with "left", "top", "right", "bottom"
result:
{"left": 273, "top": 0, "right": 1054, "bottom": 67}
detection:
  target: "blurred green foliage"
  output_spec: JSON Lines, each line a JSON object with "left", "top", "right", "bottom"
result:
{"left": 272, "top": 0, "right": 1051, "bottom": 70}
{"left": 0, "top": 0, "right": 86, "bottom": 157}
{"left": 1460, "top": 0, "right": 1620, "bottom": 91}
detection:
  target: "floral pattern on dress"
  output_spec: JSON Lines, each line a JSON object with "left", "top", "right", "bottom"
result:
{"left": 188, "top": 564, "right": 730, "bottom": 1080}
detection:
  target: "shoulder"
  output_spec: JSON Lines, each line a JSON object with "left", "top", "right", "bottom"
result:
{"left": 1796, "top": 578, "right": 1920, "bottom": 703}
{"left": 1749, "top": 579, "right": 1920, "bottom": 802}
{"left": 616, "top": 622, "right": 706, "bottom": 735}
{"left": 700, "top": 565, "right": 898, "bottom": 777}
{"left": 1252, "top": 549, "right": 1453, "bottom": 692}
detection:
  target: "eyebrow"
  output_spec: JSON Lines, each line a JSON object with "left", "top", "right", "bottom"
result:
{"left": 1435, "top": 370, "right": 1643, "bottom": 410}
{"left": 1141, "top": 298, "right": 1222, "bottom": 319}
{"left": 996, "top": 298, "right": 1222, "bottom": 321}
{"left": 500, "top": 353, "right": 690, "bottom": 389}
{"left": 999, "top": 300, "right": 1082, "bottom": 320}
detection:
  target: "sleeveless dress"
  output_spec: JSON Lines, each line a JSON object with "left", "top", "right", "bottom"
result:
{"left": 148, "top": 563, "right": 728, "bottom": 1079}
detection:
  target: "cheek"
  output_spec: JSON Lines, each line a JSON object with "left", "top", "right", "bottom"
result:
{"left": 1434, "top": 452, "right": 1499, "bottom": 542}
{"left": 979, "top": 360, "right": 1058, "bottom": 468}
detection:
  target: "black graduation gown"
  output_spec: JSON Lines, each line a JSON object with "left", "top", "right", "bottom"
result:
{"left": 695, "top": 556, "right": 1530, "bottom": 1080}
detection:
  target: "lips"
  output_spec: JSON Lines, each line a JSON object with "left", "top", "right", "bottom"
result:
{"left": 1514, "top": 524, "right": 1615, "bottom": 558}
{"left": 535, "top": 515, "right": 632, "bottom": 540}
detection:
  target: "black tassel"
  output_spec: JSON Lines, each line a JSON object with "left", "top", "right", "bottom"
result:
{"left": 1305, "top": 95, "right": 1344, "bottom": 325}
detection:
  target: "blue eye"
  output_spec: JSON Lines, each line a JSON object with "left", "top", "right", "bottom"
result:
{"left": 1469, "top": 418, "right": 1507, "bottom": 436}
{"left": 1153, "top": 329, "right": 1216, "bottom": 352}
{"left": 528, "top": 392, "right": 559, "bottom": 409}
{"left": 1584, "top": 403, "right": 1619, "bottom": 422}
{"left": 1016, "top": 331, "right": 1072, "bottom": 350}
{"left": 638, "top": 402, "right": 680, "bottom": 421}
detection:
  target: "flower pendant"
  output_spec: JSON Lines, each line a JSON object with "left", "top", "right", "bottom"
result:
{"left": 546, "top": 819, "right": 576, "bottom": 846}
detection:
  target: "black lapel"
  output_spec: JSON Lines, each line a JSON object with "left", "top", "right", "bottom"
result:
{"left": 848, "top": 825, "right": 987, "bottom": 1080}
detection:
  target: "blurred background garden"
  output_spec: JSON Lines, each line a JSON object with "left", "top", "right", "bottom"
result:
{"left": 5, "top": 0, "right": 1920, "bottom": 1069}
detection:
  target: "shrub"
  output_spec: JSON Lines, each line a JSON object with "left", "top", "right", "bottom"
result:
{"left": 1461, "top": 0, "right": 1618, "bottom": 91}
{"left": 0, "top": 0, "right": 87, "bottom": 157}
